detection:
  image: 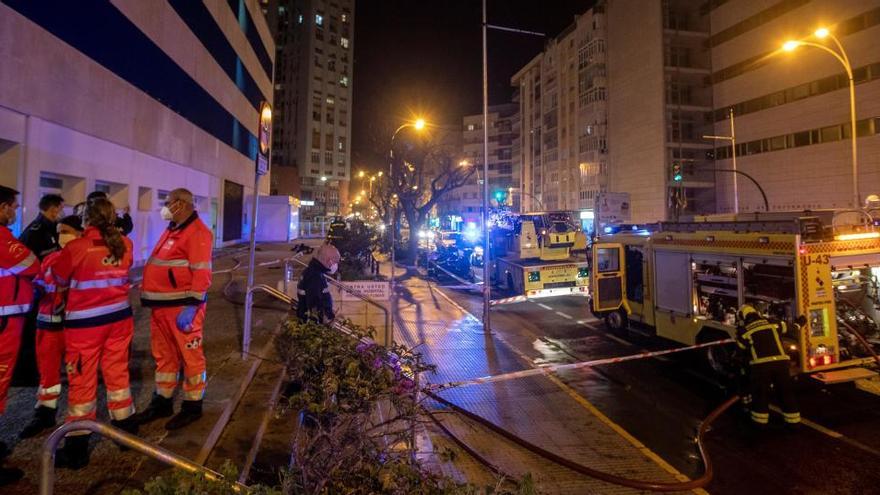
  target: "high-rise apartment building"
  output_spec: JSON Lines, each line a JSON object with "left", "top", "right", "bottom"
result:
{"left": 512, "top": 6, "right": 608, "bottom": 214}
{"left": 268, "top": 0, "right": 354, "bottom": 221}
{"left": 709, "top": 1, "right": 880, "bottom": 213}
{"left": 605, "top": 0, "right": 715, "bottom": 222}
{"left": 444, "top": 104, "right": 519, "bottom": 225}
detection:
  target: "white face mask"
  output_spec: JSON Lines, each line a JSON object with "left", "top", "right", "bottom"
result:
{"left": 58, "top": 233, "right": 77, "bottom": 248}
{"left": 328, "top": 263, "right": 339, "bottom": 274}
{"left": 160, "top": 206, "right": 174, "bottom": 221}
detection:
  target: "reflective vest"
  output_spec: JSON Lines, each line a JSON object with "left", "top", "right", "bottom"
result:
{"left": 0, "top": 225, "right": 40, "bottom": 316}
{"left": 35, "top": 250, "right": 63, "bottom": 330}
{"left": 736, "top": 318, "right": 789, "bottom": 365}
{"left": 52, "top": 227, "right": 133, "bottom": 328}
{"left": 141, "top": 213, "right": 213, "bottom": 307}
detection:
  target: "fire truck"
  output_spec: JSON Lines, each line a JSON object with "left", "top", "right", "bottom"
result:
{"left": 590, "top": 209, "right": 880, "bottom": 383}
{"left": 494, "top": 212, "right": 590, "bottom": 299}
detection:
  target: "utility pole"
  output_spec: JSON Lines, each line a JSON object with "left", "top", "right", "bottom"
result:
{"left": 704, "top": 109, "right": 738, "bottom": 214}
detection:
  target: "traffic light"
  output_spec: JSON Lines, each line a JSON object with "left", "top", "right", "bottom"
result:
{"left": 494, "top": 189, "right": 506, "bottom": 204}
{"left": 672, "top": 163, "right": 683, "bottom": 182}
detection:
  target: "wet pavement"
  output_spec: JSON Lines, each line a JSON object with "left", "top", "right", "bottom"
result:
{"left": 438, "top": 285, "right": 880, "bottom": 495}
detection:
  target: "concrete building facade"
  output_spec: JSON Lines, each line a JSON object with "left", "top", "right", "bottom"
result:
{"left": 512, "top": 6, "right": 609, "bottom": 214}
{"left": 0, "top": 0, "right": 274, "bottom": 262}
{"left": 268, "top": 0, "right": 354, "bottom": 222}
{"left": 709, "top": 0, "right": 880, "bottom": 213}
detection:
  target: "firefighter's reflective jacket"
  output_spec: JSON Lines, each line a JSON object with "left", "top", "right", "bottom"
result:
{"left": 736, "top": 318, "right": 789, "bottom": 366}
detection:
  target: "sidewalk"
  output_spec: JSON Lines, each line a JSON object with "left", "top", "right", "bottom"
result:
{"left": 0, "top": 242, "right": 303, "bottom": 494}
{"left": 389, "top": 265, "right": 694, "bottom": 494}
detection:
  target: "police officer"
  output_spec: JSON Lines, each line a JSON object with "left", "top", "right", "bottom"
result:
{"left": 135, "top": 188, "right": 213, "bottom": 430}
{"left": 0, "top": 185, "right": 40, "bottom": 485}
{"left": 736, "top": 304, "right": 803, "bottom": 427}
{"left": 19, "top": 194, "right": 64, "bottom": 260}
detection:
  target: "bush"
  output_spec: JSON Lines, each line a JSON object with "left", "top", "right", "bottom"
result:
{"left": 132, "top": 320, "right": 535, "bottom": 495}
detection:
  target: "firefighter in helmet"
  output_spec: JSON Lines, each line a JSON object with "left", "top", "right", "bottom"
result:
{"left": 736, "top": 303, "right": 802, "bottom": 427}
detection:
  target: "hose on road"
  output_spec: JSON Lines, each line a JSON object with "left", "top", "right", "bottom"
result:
{"left": 425, "top": 388, "right": 740, "bottom": 492}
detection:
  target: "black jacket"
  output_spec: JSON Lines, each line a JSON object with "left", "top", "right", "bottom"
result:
{"left": 736, "top": 317, "right": 790, "bottom": 366}
{"left": 116, "top": 212, "right": 134, "bottom": 235}
{"left": 19, "top": 213, "right": 59, "bottom": 260}
{"left": 296, "top": 258, "right": 334, "bottom": 323}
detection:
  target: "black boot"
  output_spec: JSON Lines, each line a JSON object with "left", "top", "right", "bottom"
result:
{"left": 0, "top": 465, "right": 24, "bottom": 486}
{"left": 132, "top": 394, "right": 173, "bottom": 426}
{"left": 54, "top": 434, "right": 91, "bottom": 470}
{"left": 19, "top": 406, "right": 58, "bottom": 439}
{"left": 110, "top": 416, "right": 140, "bottom": 451}
{"left": 165, "top": 400, "right": 202, "bottom": 430}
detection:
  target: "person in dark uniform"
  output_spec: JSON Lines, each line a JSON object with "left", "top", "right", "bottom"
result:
{"left": 19, "top": 194, "right": 64, "bottom": 260}
{"left": 296, "top": 243, "right": 340, "bottom": 324}
{"left": 736, "top": 304, "right": 804, "bottom": 427}
{"left": 85, "top": 191, "right": 133, "bottom": 235}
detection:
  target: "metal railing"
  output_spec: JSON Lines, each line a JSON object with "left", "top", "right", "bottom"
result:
{"left": 242, "top": 284, "right": 293, "bottom": 359}
{"left": 289, "top": 256, "right": 392, "bottom": 347}
{"left": 40, "top": 420, "right": 247, "bottom": 495}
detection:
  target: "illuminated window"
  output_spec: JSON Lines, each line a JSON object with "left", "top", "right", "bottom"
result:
{"left": 341, "top": 13, "right": 348, "bottom": 23}
{"left": 315, "top": 14, "right": 323, "bottom": 26}
{"left": 340, "top": 37, "right": 349, "bottom": 49}
{"left": 298, "top": 14, "right": 303, "bottom": 24}
{"left": 339, "top": 76, "right": 349, "bottom": 87}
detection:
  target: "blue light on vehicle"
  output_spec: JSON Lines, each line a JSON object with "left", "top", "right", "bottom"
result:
{"left": 603, "top": 226, "right": 614, "bottom": 234}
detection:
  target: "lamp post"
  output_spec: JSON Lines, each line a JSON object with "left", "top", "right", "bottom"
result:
{"left": 782, "top": 28, "right": 859, "bottom": 208}
{"left": 388, "top": 119, "right": 426, "bottom": 341}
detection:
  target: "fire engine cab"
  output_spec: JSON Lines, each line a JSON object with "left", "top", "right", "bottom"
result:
{"left": 590, "top": 209, "right": 880, "bottom": 383}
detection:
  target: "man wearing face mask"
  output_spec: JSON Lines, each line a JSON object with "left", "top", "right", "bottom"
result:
{"left": 0, "top": 185, "right": 40, "bottom": 485}
{"left": 19, "top": 194, "right": 64, "bottom": 260}
{"left": 135, "top": 188, "right": 213, "bottom": 430}
{"left": 19, "top": 215, "right": 83, "bottom": 439}
{"left": 296, "top": 243, "right": 340, "bottom": 324}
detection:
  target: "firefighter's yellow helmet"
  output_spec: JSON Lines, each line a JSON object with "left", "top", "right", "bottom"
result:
{"left": 737, "top": 304, "right": 759, "bottom": 323}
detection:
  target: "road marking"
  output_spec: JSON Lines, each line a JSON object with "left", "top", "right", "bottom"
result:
{"left": 768, "top": 405, "right": 880, "bottom": 458}
{"left": 556, "top": 311, "right": 573, "bottom": 320}
{"left": 605, "top": 333, "right": 634, "bottom": 346}
{"left": 537, "top": 303, "right": 553, "bottom": 310}
{"left": 434, "top": 285, "right": 704, "bottom": 493}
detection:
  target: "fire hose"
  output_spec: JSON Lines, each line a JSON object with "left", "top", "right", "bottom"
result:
{"left": 425, "top": 389, "right": 739, "bottom": 492}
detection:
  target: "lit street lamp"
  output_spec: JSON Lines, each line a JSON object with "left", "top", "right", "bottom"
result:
{"left": 388, "top": 118, "right": 427, "bottom": 340}
{"left": 781, "top": 27, "right": 859, "bottom": 208}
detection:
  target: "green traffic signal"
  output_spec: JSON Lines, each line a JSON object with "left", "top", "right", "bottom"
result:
{"left": 672, "top": 163, "right": 683, "bottom": 182}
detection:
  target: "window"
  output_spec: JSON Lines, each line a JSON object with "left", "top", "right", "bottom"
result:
{"left": 298, "top": 14, "right": 303, "bottom": 24}
{"left": 337, "top": 136, "right": 346, "bottom": 151}
{"left": 326, "top": 111, "right": 335, "bottom": 124}
{"left": 341, "top": 13, "right": 348, "bottom": 22}
{"left": 340, "top": 37, "right": 349, "bottom": 49}
{"left": 327, "top": 60, "right": 336, "bottom": 72}
{"left": 325, "top": 133, "right": 334, "bottom": 151}
{"left": 325, "top": 151, "right": 333, "bottom": 164}
{"left": 820, "top": 125, "right": 841, "bottom": 143}
{"left": 315, "top": 13, "right": 323, "bottom": 26}
{"left": 339, "top": 76, "right": 349, "bottom": 87}
{"left": 339, "top": 110, "right": 348, "bottom": 126}
{"left": 312, "top": 129, "right": 321, "bottom": 146}
{"left": 467, "top": 124, "right": 475, "bottom": 131}
{"left": 596, "top": 247, "right": 619, "bottom": 273}
{"left": 312, "top": 110, "right": 321, "bottom": 122}
{"left": 326, "top": 96, "right": 335, "bottom": 105}
{"left": 311, "top": 151, "right": 320, "bottom": 163}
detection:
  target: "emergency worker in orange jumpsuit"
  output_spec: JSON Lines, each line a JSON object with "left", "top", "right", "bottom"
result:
{"left": 0, "top": 185, "right": 40, "bottom": 485}
{"left": 19, "top": 215, "right": 84, "bottom": 439}
{"left": 135, "top": 188, "right": 213, "bottom": 430}
{"left": 52, "top": 198, "right": 137, "bottom": 469}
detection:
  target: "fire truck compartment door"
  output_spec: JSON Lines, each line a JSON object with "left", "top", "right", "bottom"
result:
{"left": 654, "top": 250, "right": 692, "bottom": 315}
{"left": 593, "top": 243, "right": 626, "bottom": 312}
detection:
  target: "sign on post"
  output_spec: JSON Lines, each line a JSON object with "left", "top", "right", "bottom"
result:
{"left": 333, "top": 280, "right": 391, "bottom": 302}
{"left": 256, "top": 102, "right": 271, "bottom": 176}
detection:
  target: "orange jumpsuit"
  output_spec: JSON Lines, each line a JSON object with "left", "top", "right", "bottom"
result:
{"left": 141, "top": 213, "right": 213, "bottom": 401}
{"left": 0, "top": 225, "right": 39, "bottom": 414}
{"left": 34, "top": 250, "right": 65, "bottom": 409}
{"left": 53, "top": 227, "right": 135, "bottom": 424}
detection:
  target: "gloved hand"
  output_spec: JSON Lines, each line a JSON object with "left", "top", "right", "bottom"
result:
{"left": 176, "top": 305, "right": 199, "bottom": 333}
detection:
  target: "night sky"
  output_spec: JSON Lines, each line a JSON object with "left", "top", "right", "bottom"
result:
{"left": 351, "top": 0, "right": 595, "bottom": 168}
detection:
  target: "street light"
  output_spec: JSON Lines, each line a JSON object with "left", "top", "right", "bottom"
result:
{"left": 388, "top": 118, "right": 428, "bottom": 341}
{"left": 780, "top": 27, "right": 859, "bottom": 208}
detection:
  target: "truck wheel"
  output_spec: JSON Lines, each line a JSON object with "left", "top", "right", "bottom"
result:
{"left": 699, "top": 331, "right": 738, "bottom": 381}
{"left": 604, "top": 310, "right": 628, "bottom": 333}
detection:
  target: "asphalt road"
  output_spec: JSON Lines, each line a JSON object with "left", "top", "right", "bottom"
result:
{"left": 439, "top": 286, "right": 880, "bottom": 495}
